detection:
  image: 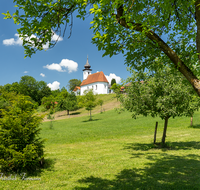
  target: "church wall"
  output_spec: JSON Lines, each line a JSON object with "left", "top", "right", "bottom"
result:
{"left": 81, "top": 82, "right": 109, "bottom": 95}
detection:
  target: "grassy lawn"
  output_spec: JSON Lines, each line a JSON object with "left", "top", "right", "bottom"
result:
{"left": 1, "top": 108, "right": 200, "bottom": 189}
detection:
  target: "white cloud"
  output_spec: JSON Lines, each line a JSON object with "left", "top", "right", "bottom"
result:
{"left": 24, "top": 71, "right": 28, "bottom": 74}
{"left": 43, "top": 59, "right": 78, "bottom": 73}
{"left": 60, "top": 59, "right": 78, "bottom": 73}
{"left": 3, "top": 34, "right": 23, "bottom": 46}
{"left": 40, "top": 73, "right": 45, "bottom": 77}
{"left": 3, "top": 32, "right": 63, "bottom": 48}
{"left": 43, "top": 63, "right": 65, "bottom": 72}
{"left": 105, "top": 73, "right": 121, "bottom": 84}
{"left": 47, "top": 81, "right": 60, "bottom": 90}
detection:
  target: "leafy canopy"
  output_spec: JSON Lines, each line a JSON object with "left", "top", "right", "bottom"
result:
{"left": 3, "top": 0, "right": 200, "bottom": 95}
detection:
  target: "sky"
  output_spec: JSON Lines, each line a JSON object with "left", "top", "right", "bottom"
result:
{"left": 0, "top": 1, "right": 131, "bottom": 91}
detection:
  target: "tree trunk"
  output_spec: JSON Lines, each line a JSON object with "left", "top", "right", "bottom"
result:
{"left": 90, "top": 110, "right": 92, "bottom": 120}
{"left": 67, "top": 110, "right": 69, "bottom": 115}
{"left": 191, "top": 116, "right": 193, "bottom": 126}
{"left": 154, "top": 122, "right": 158, "bottom": 144}
{"left": 162, "top": 117, "right": 169, "bottom": 144}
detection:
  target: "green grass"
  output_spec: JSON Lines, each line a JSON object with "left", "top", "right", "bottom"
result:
{"left": 2, "top": 109, "right": 200, "bottom": 190}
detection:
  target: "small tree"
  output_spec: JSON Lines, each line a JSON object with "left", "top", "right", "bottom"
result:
{"left": 83, "top": 90, "right": 98, "bottom": 120}
{"left": 98, "top": 99, "right": 104, "bottom": 113}
{"left": 0, "top": 92, "right": 45, "bottom": 173}
{"left": 122, "top": 66, "right": 200, "bottom": 144}
{"left": 41, "top": 95, "right": 57, "bottom": 128}
{"left": 110, "top": 83, "right": 122, "bottom": 100}
{"left": 56, "top": 91, "right": 78, "bottom": 116}
{"left": 111, "top": 78, "right": 116, "bottom": 86}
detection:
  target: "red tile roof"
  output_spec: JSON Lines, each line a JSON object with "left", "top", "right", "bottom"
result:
{"left": 81, "top": 71, "right": 109, "bottom": 86}
{"left": 73, "top": 86, "right": 80, "bottom": 91}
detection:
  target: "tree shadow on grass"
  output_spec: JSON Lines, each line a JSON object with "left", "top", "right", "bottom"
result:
{"left": 82, "top": 119, "right": 101, "bottom": 122}
{"left": 57, "top": 112, "right": 81, "bottom": 117}
{"left": 189, "top": 124, "right": 200, "bottom": 129}
{"left": 74, "top": 154, "right": 200, "bottom": 190}
{"left": 25, "top": 158, "right": 56, "bottom": 177}
{"left": 124, "top": 141, "right": 200, "bottom": 152}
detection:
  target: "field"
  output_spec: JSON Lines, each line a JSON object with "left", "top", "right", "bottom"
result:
{"left": 1, "top": 95, "right": 200, "bottom": 190}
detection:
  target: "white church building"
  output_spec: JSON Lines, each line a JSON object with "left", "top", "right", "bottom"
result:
{"left": 73, "top": 57, "right": 111, "bottom": 95}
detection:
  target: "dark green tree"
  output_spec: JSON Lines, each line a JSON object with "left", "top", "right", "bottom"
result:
{"left": 67, "top": 79, "right": 81, "bottom": 92}
{"left": 111, "top": 78, "right": 116, "bottom": 86}
{"left": 121, "top": 65, "right": 200, "bottom": 144}
{"left": 0, "top": 92, "right": 45, "bottom": 173}
{"left": 18, "top": 75, "right": 51, "bottom": 105}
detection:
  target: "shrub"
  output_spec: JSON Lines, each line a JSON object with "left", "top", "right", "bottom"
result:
{"left": 0, "top": 94, "right": 45, "bottom": 173}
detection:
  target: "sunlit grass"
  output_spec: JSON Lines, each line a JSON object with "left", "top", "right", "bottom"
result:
{"left": 1, "top": 108, "right": 200, "bottom": 189}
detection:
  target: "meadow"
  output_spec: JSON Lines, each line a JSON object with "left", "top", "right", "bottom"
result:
{"left": 1, "top": 102, "right": 200, "bottom": 190}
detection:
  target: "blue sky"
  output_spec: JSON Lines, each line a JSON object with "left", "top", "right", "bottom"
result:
{"left": 0, "top": 1, "right": 131, "bottom": 90}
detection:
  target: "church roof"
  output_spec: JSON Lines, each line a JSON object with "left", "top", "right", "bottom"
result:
{"left": 73, "top": 86, "right": 80, "bottom": 92}
{"left": 81, "top": 71, "right": 109, "bottom": 86}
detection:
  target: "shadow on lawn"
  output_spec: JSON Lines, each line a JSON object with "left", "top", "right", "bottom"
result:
{"left": 189, "top": 124, "right": 200, "bottom": 129}
{"left": 82, "top": 119, "right": 101, "bottom": 122}
{"left": 74, "top": 154, "right": 200, "bottom": 190}
{"left": 57, "top": 112, "right": 81, "bottom": 117}
{"left": 25, "top": 158, "right": 56, "bottom": 177}
{"left": 124, "top": 141, "right": 200, "bottom": 151}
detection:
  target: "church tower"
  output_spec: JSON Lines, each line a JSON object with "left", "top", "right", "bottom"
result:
{"left": 83, "top": 56, "right": 92, "bottom": 80}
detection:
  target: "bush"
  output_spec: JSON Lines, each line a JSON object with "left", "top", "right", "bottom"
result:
{"left": 0, "top": 94, "right": 45, "bottom": 173}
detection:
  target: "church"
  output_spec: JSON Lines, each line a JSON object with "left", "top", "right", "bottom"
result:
{"left": 73, "top": 57, "right": 111, "bottom": 95}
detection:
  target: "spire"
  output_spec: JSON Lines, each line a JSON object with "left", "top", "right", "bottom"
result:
{"left": 83, "top": 55, "right": 92, "bottom": 71}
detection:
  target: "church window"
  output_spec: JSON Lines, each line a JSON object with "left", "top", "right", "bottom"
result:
{"left": 96, "top": 85, "right": 97, "bottom": 90}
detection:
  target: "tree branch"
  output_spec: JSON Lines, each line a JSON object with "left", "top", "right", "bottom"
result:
{"left": 116, "top": 4, "right": 200, "bottom": 96}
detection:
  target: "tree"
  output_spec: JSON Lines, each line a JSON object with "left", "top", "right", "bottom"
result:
{"left": 18, "top": 75, "right": 51, "bottom": 105}
{"left": 111, "top": 78, "right": 116, "bottom": 86}
{"left": 67, "top": 79, "right": 81, "bottom": 92}
{"left": 0, "top": 92, "right": 45, "bottom": 173}
{"left": 110, "top": 83, "right": 122, "bottom": 100}
{"left": 98, "top": 99, "right": 104, "bottom": 113}
{"left": 121, "top": 65, "right": 200, "bottom": 144}
{"left": 4, "top": 1, "right": 200, "bottom": 96}
{"left": 56, "top": 91, "right": 78, "bottom": 115}
{"left": 83, "top": 89, "right": 98, "bottom": 120}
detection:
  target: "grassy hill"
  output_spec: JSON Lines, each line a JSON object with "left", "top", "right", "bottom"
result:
{"left": 43, "top": 94, "right": 120, "bottom": 121}
{"left": 2, "top": 96, "right": 200, "bottom": 189}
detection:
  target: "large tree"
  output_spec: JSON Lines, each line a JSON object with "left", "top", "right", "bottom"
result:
{"left": 67, "top": 79, "right": 81, "bottom": 92}
{"left": 121, "top": 65, "right": 200, "bottom": 144}
{"left": 4, "top": 1, "right": 200, "bottom": 95}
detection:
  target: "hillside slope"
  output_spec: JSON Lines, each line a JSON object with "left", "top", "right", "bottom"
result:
{"left": 43, "top": 94, "right": 121, "bottom": 122}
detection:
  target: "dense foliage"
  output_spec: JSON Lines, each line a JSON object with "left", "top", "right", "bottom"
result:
{"left": 0, "top": 92, "right": 45, "bottom": 173}
{"left": 4, "top": 0, "right": 200, "bottom": 95}
{"left": 121, "top": 65, "right": 200, "bottom": 144}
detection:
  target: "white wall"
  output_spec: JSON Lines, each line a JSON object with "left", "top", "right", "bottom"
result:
{"left": 81, "top": 82, "right": 109, "bottom": 95}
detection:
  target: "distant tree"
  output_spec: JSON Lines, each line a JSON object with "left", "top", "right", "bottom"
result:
{"left": 121, "top": 66, "right": 200, "bottom": 144}
{"left": 67, "top": 79, "right": 81, "bottom": 92}
{"left": 56, "top": 91, "right": 78, "bottom": 115}
{"left": 111, "top": 78, "right": 116, "bottom": 86}
{"left": 98, "top": 99, "right": 104, "bottom": 113}
{"left": 110, "top": 83, "right": 122, "bottom": 100}
{"left": 51, "top": 89, "right": 61, "bottom": 97}
{"left": 0, "top": 92, "right": 45, "bottom": 173}
{"left": 83, "top": 89, "right": 98, "bottom": 120}
{"left": 18, "top": 75, "right": 51, "bottom": 105}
